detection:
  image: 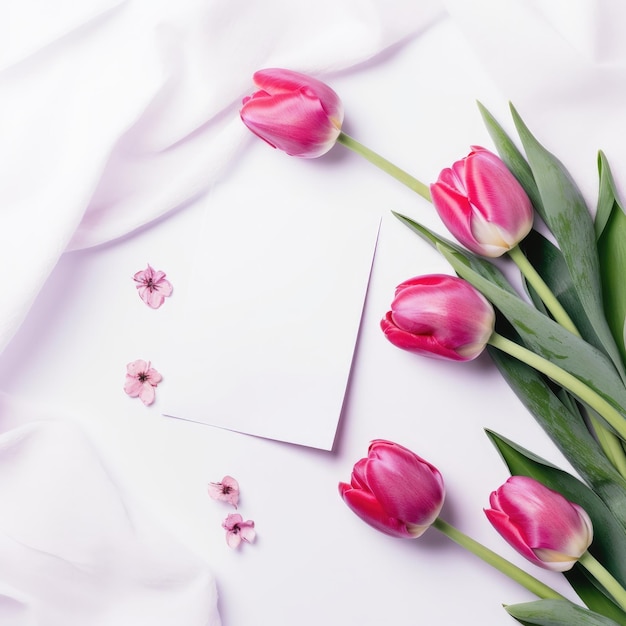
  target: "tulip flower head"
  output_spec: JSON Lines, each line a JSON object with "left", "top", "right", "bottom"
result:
{"left": 339, "top": 439, "right": 445, "bottom": 538}
{"left": 430, "top": 147, "right": 534, "bottom": 257}
{"left": 485, "top": 476, "right": 593, "bottom": 572}
{"left": 240, "top": 68, "right": 344, "bottom": 158}
{"left": 380, "top": 274, "right": 495, "bottom": 361}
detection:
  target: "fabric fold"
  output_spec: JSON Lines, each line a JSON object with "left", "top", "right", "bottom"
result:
{"left": 0, "top": 0, "right": 443, "bottom": 355}
{"left": 0, "top": 418, "right": 221, "bottom": 626}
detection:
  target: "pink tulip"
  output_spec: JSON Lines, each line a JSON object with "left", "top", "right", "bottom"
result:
{"left": 430, "top": 147, "right": 534, "bottom": 257}
{"left": 485, "top": 476, "right": 593, "bottom": 572}
{"left": 380, "top": 274, "right": 495, "bottom": 361}
{"left": 338, "top": 440, "right": 445, "bottom": 538}
{"left": 240, "top": 68, "right": 344, "bottom": 158}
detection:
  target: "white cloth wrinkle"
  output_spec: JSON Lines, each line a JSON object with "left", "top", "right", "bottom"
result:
{"left": 5, "top": 1, "right": 626, "bottom": 624}
{"left": 0, "top": 2, "right": 444, "bottom": 624}
{"left": 0, "top": 0, "right": 443, "bottom": 358}
{"left": 0, "top": 419, "right": 221, "bottom": 626}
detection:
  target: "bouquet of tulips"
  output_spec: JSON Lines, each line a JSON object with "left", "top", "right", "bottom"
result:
{"left": 240, "top": 69, "right": 626, "bottom": 625}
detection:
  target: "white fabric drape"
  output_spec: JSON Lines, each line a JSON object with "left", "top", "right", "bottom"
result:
{"left": 0, "top": 1, "right": 443, "bottom": 623}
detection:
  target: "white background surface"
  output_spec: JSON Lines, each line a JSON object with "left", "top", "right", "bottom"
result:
{"left": 3, "top": 2, "right": 626, "bottom": 624}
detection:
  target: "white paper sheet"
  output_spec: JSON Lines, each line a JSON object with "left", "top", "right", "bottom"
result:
{"left": 162, "top": 139, "right": 381, "bottom": 450}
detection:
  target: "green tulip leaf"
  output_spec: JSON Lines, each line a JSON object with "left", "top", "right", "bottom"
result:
{"left": 564, "top": 566, "right": 626, "bottom": 625}
{"left": 438, "top": 245, "right": 626, "bottom": 432}
{"left": 508, "top": 104, "right": 626, "bottom": 380}
{"left": 486, "top": 430, "right": 626, "bottom": 591}
{"left": 521, "top": 230, "right": 604, "bottom": 355}
{"left": 477, "top": 101, "right": 545, "bottom": 219}
{"left": 486, "top": 345, "right": 626, "bottom": 527}
{"left": 392, "top": 212, "right": 523, "bottom": 296}
{"left": 505, "top": 599, "right": 624, "bottom": 626}
{"left": 596, "top": 151, "right": 626, "bottom": 368}
{"left": 393, "top": 211, "right": 626, "bottom": 517}
{"left": 394, "top": 209, "right": 626, "bottom": 438}
{"left": 596, "top": 151, "right": 619, "bottom": 237}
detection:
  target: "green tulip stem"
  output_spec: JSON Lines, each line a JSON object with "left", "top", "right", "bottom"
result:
{"left": 588, "top": 408, "right": 626, "bottom": 480}
{"left": 505, "top": 247, "right": 626, "bottom": 476}
{"left": 488, "top": 333, "right": 626, "bottom": 442}
{"left": 432, "top": 518, "right": 566, "bottom": 601}
{"left": 507, "top": 245, "right": 579, "bottom": 336}
{"left": 579, "top": 551, "right": 626, "bottom": 612}
{"left": 337, "top": 132, "right": 432, "bottom": 202}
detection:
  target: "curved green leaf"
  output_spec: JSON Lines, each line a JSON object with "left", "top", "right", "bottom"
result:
{"left": 521, "top": 230, "right": 604, "bottom": 355}
{"left": 477, "top": 101, "right": 544, "bottom": 218}
{"left": 392, "top": 212, "right": 519, "bottom": 295}
{"left": 596, "top": 151, "right": 621, "bottom": 238}
{"left": 509, "top": 105, "right": 626, "bottom": 381}
{"left": 394, "top": 209, "right": 626, "bottom": 436}
{"left": 487, "top": 345, "right": 626, "bottom": 526}
{"left": 565, "top": 566, "right": 626, "bottom": 625}
{"left": 506, "top": 599, "right": 624, "bottom": 626}
{"left": 596, "top": 151, "right": 626, "bottom": 367}
{"left": 394, "top": 211, "right": 626, "bottom": 514}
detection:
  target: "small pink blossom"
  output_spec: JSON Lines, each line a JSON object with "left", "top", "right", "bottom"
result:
{"left": 124, "top": 360, "right": 162, "bottom": 406}
{"left": 208, "top": 476, "right": 240, "bottom": 508}
{"left": 133, "top": 264, "right": 173, "bottom": 309}
{"left": 222, "top": 513, "right": 256, "bottom": 549}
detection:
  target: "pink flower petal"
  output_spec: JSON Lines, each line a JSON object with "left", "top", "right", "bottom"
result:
{"left": 208, "top": 476, "right": 240, "bottom": 508}
{"left": 238, "top": 522, "right": 256, "bottom": 544}
{"left": 126, "top": 360, "right": 149, "bottom": 376}
{"left": 222, "top": 513, "right": 255, "bottom": 549}
{"left": 225, "top": 531, "right": 242, "bottom": 549}
{"left": 124, "top": 360, "right": 162, "bottom": 406}
{"left": 133, "top": 264, "right": 173, "bottom": 309}
{"left": 138, "top": 382, "right": 156, "bottom": 406}
{"left": 145, "top": 368, "right": 163, "bottom": 385}
{"left": 123, "top": 376, "right": 143, "bottom": 397}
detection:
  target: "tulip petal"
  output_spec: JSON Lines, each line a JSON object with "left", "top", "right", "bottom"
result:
{"left": 486, "top": 476, "right": 593, "bottom": 571}
{"left": 381, "top": 312, "right": 469, "bottom": 361}
{"left": 241, "top": 68, "right": 343, "bottom": 158}
{"left": 463, "top": 149, "right": 533, "bottom": 243}
{"left": 381, "top": 275, "right": 494, "bottom": 362}
{"left": 484, "top": 508, "right": 543, "bottom": 566}
{"left": 532, "top": 548, "right": 578, "bottom": 572}
{"left": 365, "top": 456, "right": 444, "bottom": 529}
{"left": 339, "top": 485, "right": 412, "bottom": 538}
{"left": 241, "top": 91, "right": 340, "bottom": 157}
{"left": 430, "top": 179, "right": 478, "bottom": 252}
{"left": 431, "top": 147, "right": 533, "bottom": 257}
{"left": 349, "top": 458, "right": 370, "bottom": 490}
{"left": 252, "top": 68, "right": 343, "bottom": 121}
